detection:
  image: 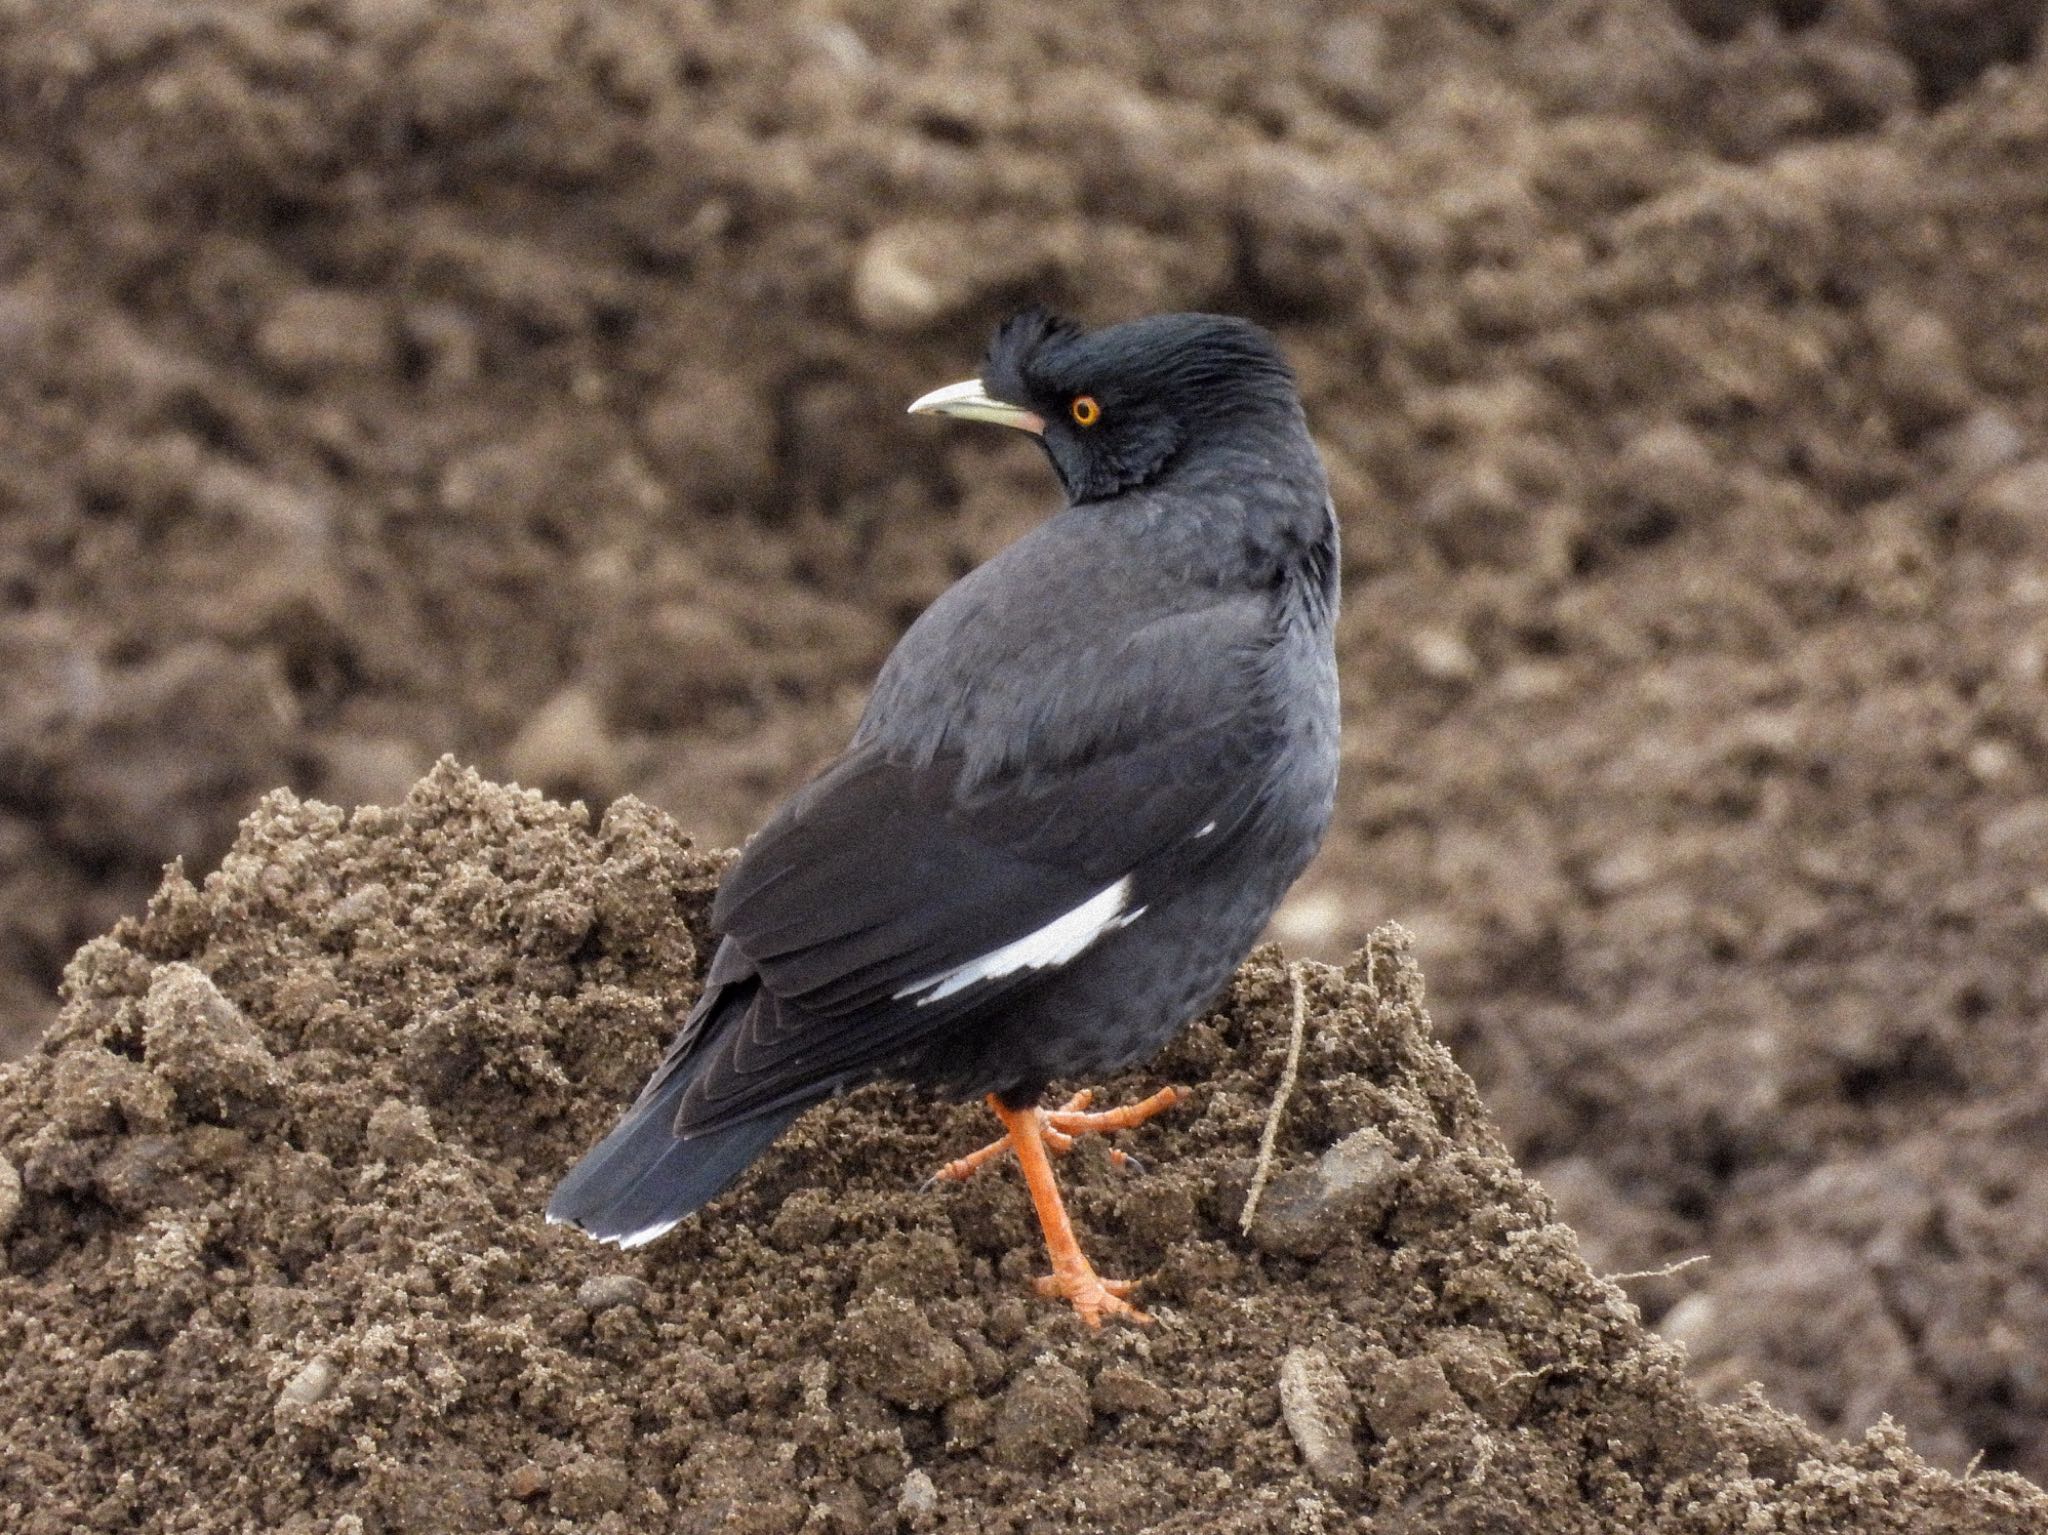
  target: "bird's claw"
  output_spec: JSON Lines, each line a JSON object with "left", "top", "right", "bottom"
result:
{"left": 1033, "top": 1270, "right": 1150, "bottom": 1328}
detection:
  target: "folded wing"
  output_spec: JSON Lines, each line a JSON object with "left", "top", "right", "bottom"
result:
{"left": 664, "top": 593, "right": 1287, "bottom": 1131}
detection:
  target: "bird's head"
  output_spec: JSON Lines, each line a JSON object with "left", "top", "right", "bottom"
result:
{"left": 909, "top": 310, "right": 1306, "bottom": 504}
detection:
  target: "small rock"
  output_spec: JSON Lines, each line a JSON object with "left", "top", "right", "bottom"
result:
{"left": 1966, "top": 738, "right": 2021, "bottom": 785}
{"left": 0, "top": 280, "right": 52, "bottom": 358}
{"left": 1360, "top": 1352, "right": 1459, "bottom": 1437}
{"left": 278, "top": 1354, "right": 339, "bottom": 1410}
{"left": 796, "top": 17, "right": 872, "bottom": 72}
{"left": 319, "top": 738, "right": 427, "bottom": 812}
{"left": 1982, "top": 800, "right": 2048, "bottom": 860}
{"left": 1613, "top": 422, "right": 1725, "bottom": 527}
{"left": 896, "top": 1469, "right": 939, "bottom": 1531}
{"left": 1409, "top": 627, "right": 1480, "bottom": 683}
{"left": 325, "top": 881, "right": 392, "bottom": 936}
{"left": 851, "top": 226, "right": 947, "bottom": 332}
{"left": 504, "top": 1465, "right": 549, "bottom": 1501}
{"left": 141, "top": 964, "right": 284, "bottom": 1127}
{"left": 504, "top": 686, "right": 624, "bottom": 795}
{"left": 594, "top": 601, "right": 758, "bottom": 732}
{"left": 1248, "top": 1127, "right": 1401, "bottom": 1258}
{"left": 1417, "top": 464, "right": 1530, "bottom": 570}
{"left": 1272, "top": 888, "right": 1343, "bottom": 950}
{"left": 51, "top": 642, "right": 297, "bottom": 868}
{"left": 1585, "top": 845, "right": 1661, "bottom": 900}
{"left": 990, "top": 1359, "right": 1092, "bottom": 1470}
{"left": 1658, "top": 1291, "right": 1718, "bottom": 1352}
{"left": 576, "top": 1274, "right": 651, "bottom": 1313}
{"left": 1807, "top": 36, "right": 1916, "bottom": 128}
{"left": 1278, "top": 1348, "right": 1361, "bottom": 1492}
{"left": 1933, "top": 407, "right": 2024, "bottom": 480}
{"left": 401, "top": 302, "right": 483, "bottom": 387}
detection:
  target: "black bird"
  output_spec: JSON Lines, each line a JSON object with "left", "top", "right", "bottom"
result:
{"left": 548, "top": 310, "right": 1340, "bottom": 1325}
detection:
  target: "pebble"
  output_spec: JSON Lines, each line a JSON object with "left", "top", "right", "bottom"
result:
{"left": 1934, "top": 407, "right": 2024, "bottom": 480}
{"left": 141, "top": 963, "right": 284, "bottom": 1126}
{"left": 639, "top": 364, "right": 776, "bottom": 508}
{"left": 279, "top": 1354, "right": 339, "bottom": 1409}
{"left": 1360, "top": 1352, "right": 1459, "bottom": 1437}
{"left": 1659, "top": 1291, "right": 1718, "bottom": 1353}
{"left": 504, "top": 1465, "right": 549, "bottom": 1500}
{"left": 0, "top": 1154, "right": 19, "bottom": 1242}
{"left": 1614, "top": 422, "right": 1725, "bottom": 524}
{"left": 1409, "top": 626, "right": 1480, "bottom": 683}
{"left": 1309, "top": 17, "right": 1390, "bottom": 121}
{"left": 896, "top": 1469, "right": 939, "bottom": 1531}
{"left": 1277, "top": 1348, "right": 1361, "bottom": 1492}
{"left": 1271, "top": 887, "right": 1343, "bottom": 951}
{"left": 1247, "top": 1127, "right": 1401, "bottom": 1258}
{"left": 852, "top": 226, "right": 947, "bottom": 332}
{"left": 504, "top": 686, "right": 622, "bottom": 793}
{"left": 576, "top": 1274, "right": 650, "bottom": 1313}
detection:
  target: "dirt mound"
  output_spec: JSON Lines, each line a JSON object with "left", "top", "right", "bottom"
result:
{"left": 4, "top": 0, "right": 2048, "bottom": 1489}
{"left": 1, "top": 766, "right": 2041, "bottom": 1533}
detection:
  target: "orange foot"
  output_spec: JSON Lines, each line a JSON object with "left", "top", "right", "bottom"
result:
{"left": 1033, "top": 1269, "right": 1147, "bottom": 1328}
{"left": 931, "top": 1088, "right": 1190, "bottom": 1329}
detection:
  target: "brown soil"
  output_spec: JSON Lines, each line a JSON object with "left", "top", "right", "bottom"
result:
{"left": 1, "top": 0, "right": 2047, "bottom": 1496}
{"left": 3, "top": 766, "right": 2044, "bottom": 1534}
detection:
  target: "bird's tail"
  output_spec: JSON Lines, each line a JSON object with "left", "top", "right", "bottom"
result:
{"left": 546, "top": 1015, "right": 801, "bottom": 1248}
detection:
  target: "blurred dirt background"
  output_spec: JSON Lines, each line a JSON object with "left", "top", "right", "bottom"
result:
{"left": 0, "top": 0, "right": 2045, "bottom": 1493}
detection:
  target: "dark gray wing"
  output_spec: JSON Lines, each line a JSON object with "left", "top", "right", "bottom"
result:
{"left": 664, "top": 593, "right": 1287, "bottom": 1132}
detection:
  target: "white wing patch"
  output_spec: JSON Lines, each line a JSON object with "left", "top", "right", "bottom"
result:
{"left": 545, "top": 1208, "right": 684, "bottom": 1250}
{"left": 610, "top": 1218, "right": 684, "bottom": 1250}
{"left": 895, "top": 875, "right": 1138, "bottom": 1006}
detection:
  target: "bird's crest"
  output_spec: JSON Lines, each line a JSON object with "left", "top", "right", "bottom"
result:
{"left": 984, "top": 307, "right": 1081, "bottom": 401}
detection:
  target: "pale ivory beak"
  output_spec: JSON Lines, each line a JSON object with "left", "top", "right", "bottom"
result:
{"left": 906, "top": 377, "right": 1046, "bottom": 435}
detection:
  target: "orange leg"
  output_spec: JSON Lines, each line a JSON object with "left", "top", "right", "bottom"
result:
{"left": 988, "top": 1095, "right": 1151, "bottom": 1328}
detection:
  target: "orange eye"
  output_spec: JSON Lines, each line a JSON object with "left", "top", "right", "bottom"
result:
{"left": 1069, "top": 395, "right": 1101, "bottom": 427}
